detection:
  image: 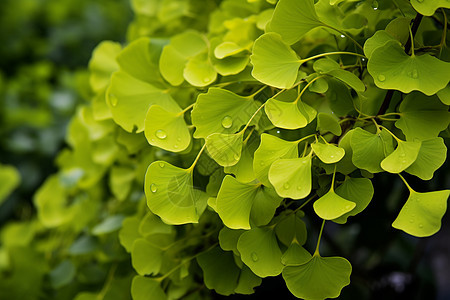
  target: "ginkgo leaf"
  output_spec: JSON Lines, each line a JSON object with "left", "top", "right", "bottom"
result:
{"left": 368, "top": 40, "right": 450, "bottom": 96}
{"left": 333, "top": 177, "right": 374, "bottom": 224}
{"left": 281, "top": 243, "right": 312, "bottom": 266}
{"left": 131, "top": 276, "right": 166, "bottom": 300}
{"left": 144, "top": 105, "right": 190, "bottom": 152}
{"left": 224, "top": 144, "right": 256, "bottom": 183}
{"left": 351, "top": 128, "right": 394, "bottom": 173}
{"left": 275, "top": 211, "right": 308, "bottom": 246}
{"left": 0, "top": 164, "right": 20, "bottom": 205}
{"left": 251, "top": 33, "right": 301, "bottom": 89}
{"left": 214, "top": 41, "right": 246, "bottom": 59}
{"left": 317, "top": 112, "right": 342, "bottom": 136}
{"left": 205, "top": 132, "right": 244, "bottom": 167}
{"left": 268, "top": 156, "right": 312, "bottom": 199}
{"left": 209, "top": 37, "right": 250, "bottom": 76}
{"left": 159, "top": 30, "right": 208, "bottom": 86}
{"left": 131, "top": 239, "right": 163, "bottom": 275}
{"left": 234, "top": 265, "right": 262, "bottom": 295}
{"left": 197, "top": 247, "right": 241, "bottom": 296}
{"left": 393, "top": 189, "right": 450, "bottom": 237}
{"left": 314, "top": 189, "right": 356, "bottom": 220}
{"left": 253, "top": 134, "right": 299, "bottom": 186}
{"left": 363, "top": 30, "right": 398, "bottom": 59}
{"left": 395, "top": 93, "right": 450, "bottom": 141}
{"left": 107, "top": 71, "right": 180, "bottom": 133}
{"left": 183, "top": 52, "right": 217, "bottom": 87}
{"left": 269, "top": 0, "right": 324, "bottom": 45}
{"left": 380, "top": 140, "right": 421, "bottom": 173}
{"left": 237, "top": 227, "right": 284, "bottom": 277}
{"left": 191, "top": 88, "right": 260, "bottom": 139}
{"left": 88, "top": 41, "right": 121, "bottom": 92}
{"left": 405, "top": 138, "right": 447, "bottom": 180}
{"left": 313, "top": 59, "right": 365, "bottom": 92}
{"left": 144, "top": 161, "right": 208, "bottom": 224}
{"left": 216, "top": 175, "right": 282, "bottom": 229}
{"left": 410, "top": 0, "right": 450, "bottom": 16}
{"left": 437, "top": 85, "right": 450, "bottom": 105}
{"left": 264, "top": 98, "right": 316, "bottom": 129}
{"left": 219, "top": 227, "right": 245, "bottom": 256}
{"left": 282, "top": 256, "right": 352, "bottom": 299}
{"left": 311, "top": 142, "right": 345, "bottom": 164}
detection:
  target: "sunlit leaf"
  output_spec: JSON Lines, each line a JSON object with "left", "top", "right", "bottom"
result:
{"left": 363, "top": 30, "right": 398, "bottom": 59}
{"left": 144, "top": 161, "right": 208, "bottom": 224}
{"left": 317, "top": 112, "right": 342, "bottom": 136}
{"left": 264, "top": 98, "right": 316, "bottom": 129}
{"left": 131, "top": 238, "right": 163, "bottom": 275}
{"left": 393, "top": 189, "right": 450, "bottom": 237}
{"left": 268, "top": 156, "right": 312, "bottom": 199}
{"left": 191, "top": 88, "right": 260, "bottom": 139}
{"left": 281, "top": 243, "right": 311, "bottom": 266}
{"left": 237, "top": 227, "right": 284, "bottom": 277}
{"left": 333, "top": 177, "right": 374, "bottom": 224}
{"left": 311, "top": 142, "right": 345, "bottom": 164}
{"left": 216, "top": 176, "right": 282, "bottom": 229}
{"left": 282, "top": 255, "right": 352, "bottom": 299}
{"left": 253, "top": 134, "right": 299, "bottom": 186}
{"left": 313, "top": 188, "right": 356, "bottom": 220}
{"left": 183, "top": 52, "right": 217, "bottom": 87}
{"left": 269, "top": 0, "right": 323, "bottom": 44}
{"left": 380, "top": 140, "right": 421, "bottom": 173}
{"left": 219, "top": 227, "right": 245, "bottom": 256}
{"left": 144, "top": 105, "right": 190, "bottom": 152}
{"left": 88, "top": 41, "right": 121, "bottom": 92}
{"left": 206, "top": 132, "right": 243, "bottom": 167}
{"left": 251, "top": 33, "right": 301, "bottom": 89}
{"left": 131, "top": 276, "right": 167, "bottom": 300}
{"left": 410, "top": 0, "right": 450, "bottom": 16}
{"left": 224, "top": 143, "right": 256, "bottom": 183}
{"left": 368, "top": 40, "right": 450, "bottom": 95}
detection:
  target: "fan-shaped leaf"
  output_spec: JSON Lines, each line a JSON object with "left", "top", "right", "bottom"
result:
{"left": 393, "top": 190, "right": 450, "bottom": 237}
{"left": 265, "top": 98, "right": 316, "bottom": 129}
{"left": 312, "top": 142, "right": 345, "bottom": 164}
{"left": 314, "top": 189, "right": 356, "bottom": 220}
{"left": 281, "top": 243, "right": 312, "bottom": 266}
{"left": 268, "top": 157, "right": 312, "bottom": 199}
{"left": 275, "top": 211, "right": 308, "bottom": 246}
{"left": 381, "top": 140, "right": 421, "bottom": 173}
{"left": 205, "top": 132, "right": 244, "bottom": 167}
{"left": 317, "top": 112, "right": 342, "bottom": 136}
{"left": 131, "top": 276, "right": 167, "bottom": 300}
{"left": 410, "top": 0, "right": 450, "bottom": 16}
{"left": 405, "top": 138, "right": 447, "bottom": 180}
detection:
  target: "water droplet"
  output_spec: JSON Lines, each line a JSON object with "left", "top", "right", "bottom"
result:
{"left": 411, "top": 69, "right": 418, "bottom": 79}
{"left": 371, "top": 0, "right": 379, "bottom": 10}
{"left": 409, "top": 219, "right": 414, "bottom": 223}
{"left": 276, "top": 130, "right": 281, "bottom": 134}
{"left": 203, "top": 77, "right": 211, "bottom": 83}
{"left": 174, "top": 144, "right": 179, "bottom": 149}
{"left": 150, "top": 183, "right": 158, "bottom": 193}
{"left": 330, "top": 155, "right": 335, "bottom": 159}
{"left": 297, "top": 186, "right": 302, "bottom": 191}
{"left": 419, "top": 223, "right": 423, "bottom": 228}
{"left": 159, "top": 162, "right": 165, "bottom": 168}
{"left": 177, "top": 137, "right": 181, "bottom": 142}
{"left": 251, "top": 252, "right": 258, "bottom": 262}
{"left": 402, "top": 159, "right": 407, "bottom": 164}
{"left": 340, "top": 34, "right": 346, "bottom": 38}
{"left": 155, "top": 129, "right": 167, "bottom": 140}
{"left": 259, "top": 161, "right": 265, "bottom": 166}
{"left": 400, "top": 153, "right": 406, "bottom": 157}
{"left": 109, "top": 94, "right": 118, "bottom": 107}
{"left": 221, "top": 115, "right": 233, "bottom": 129}
{"left": 361, "top": 58, "right": 366, "bottom": 62}
{"left": 378, "top": 74, "right": 386, "bottom": 82}
{"left": 283, "top": 183, "right": 290, "bottom": 189}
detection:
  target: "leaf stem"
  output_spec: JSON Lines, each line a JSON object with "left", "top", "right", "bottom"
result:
{"left": 379, "top": 125, "right": 402, "bottom": 143}
{"left": 295, "top": 133, "right": 316, "bottom": 144}
{"left": 300, "top": 51, "right": 366, "bottom": 64}
{"left": 178, "top": 103, "right": 195, "bottom": 116}
{"left": 314, "top": 219, "right": 326, "bottom": 257}
{"left": 294, "top": 75, "right": 326, "bottom": 104}
{"left": 439, "top": 8, "right": 448, "bottom": 58}
{"left": 241, "top": 102, "right": 266, "bottom": 132}
{"left": 188, "top": 144, "right": 206, "bottom": 171}
{"left": 248, "top": 85, "right": 267, "bottom": 98}
{"left": 398, "top": 174, "right": 414, "bottom": 192}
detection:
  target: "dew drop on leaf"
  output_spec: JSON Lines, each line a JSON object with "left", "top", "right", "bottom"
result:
{"left": 340, "top": 34, "right": 345, "bottom": 38}
{"left": 159, "top": 162, "right": 165, "bottom": 168}
{"left": 377, "top": 74, "right": 386, "bottom": 82}
{"left": 371, "top": 0, "right": 379, "bottom": 10}
{"left": 259, "top": 161, "right": 265, "bottom": 166}
{"left": 221, "top": 116, "right": 233, "bottom": 129}
{"left": 251, "top": 252, "right": 258, "bottom": 262}
{"left": 150, "top": 183, "right": 158, "bottom": 193}
{"left": 109, "top": 94, "right": 118, "bottom": 107}
{"left": 174, "top": 144, "right": 179, "bottom": 149}
{"left": 419, "top": 223, "right": 423, "bottom": 228}
{"left": 409, "top": 219, "right": 414, "bottom": 223}
{"left": 155, "top": 130, "right": 167, "bottom": 140}
{"left": 411, "top": 69, "right": 418, "bottom": 79}
{"left": 297, "top": 186, "right": 302, "bottom": 191}
{"left": 177, "top": 137, "right": 181, "bottom": 142}
{"left": 283, "top": 183, "right": 290, "bottom": 189}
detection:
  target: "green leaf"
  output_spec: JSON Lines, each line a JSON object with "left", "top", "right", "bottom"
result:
{"left": 49, "top": 260, "right": 75, "bottom": 289}
{"left": 197, "top": 247, "right": 241, "bottom": 296}
{"left": 214, "top": 41, "right": 246, "bottom": 59}
{"left": 351, "top": 128, "right": 394, "bottom": 173}
{"left": 92, "top": 215, "right": 124, "bottom": 235}
{"left": 139, "top": 211, "right": 174, "bottom": 237}
{"left": 183, "top": 52, "right": 217, "bottom": 87}
{"left": 191, "top": 88, "right": 260, "bottom": 139}
{"left": 219, "top": 227, "right": 245, "bottom": 256}
{"left": 282, "top": 256, "right": 352, "bottom": 299}
{"left": 410, "top": 0, "right": 450, "bottom": 16}
{"left": 253, "top": 134, "right": 299, "bottom": 186}
{"left": 392, "top": 189, "right": 450, "bottom": 237}
{"left": 234, "top": 265, "right": 262, "bottom": 295}
{"left": 313, "top": 188, "right": 356, "bottom": 220}
{"left": 216, "top": 176, "right": 282, "bottom": 229}
{"left": 131, "top": 238, "right": 163, "bottom": 275}
{"left": 0, "top": 164, "right": 20, "bottom": 205}
{"left": 380, "top": 140, "right": 421, "bottom": 173}
{"left": 224, "top": 143, "right": 256, "bottom": 183}
{"left": 109, "top": 166, "right": 135, "bottom": 201}
{"left": 281, "top": 243, "right": 312, "bottom": 266}
{"left": 333, "top": 177, "right": 374, "bottom": 224}
{"left": 368, "top": 40, "right": 450, "bottom": 96}
{"left": 437, "top": 85, "right": 450, "bottom": 105}
{"left": 206, "top": 132, "right": 244, "bottom": 167}
{"left": 269, "top": 0, "right": 323, "bottom": 44}
{"left": 88, "top": 41, "right": 121, "bottom": 92}
{"left": 107, "top": 71, "right": 180, "bottom": 133}
{"left": 144, "top": 105, "right": 191, "bottom": 152}
{"left": 131, "top": 276, "right": 167, "bottom": 300}
{"left": 317, "top": 113, "right": 342, "bottom": 136}
{"left": 265, "top": 98, "right": 316, "bottom": 129}
{"left": 159, "top": 31, "right": 207, "bottom": 86}
{"left": 237, "top": 227, "right": 284, "bottom": 277}
{"left": 405, "top": 138, "right": 447, "bottom": 180}
{"left": 144, "top": 161, "right": 208, "bottom": 224}
{"left": 313, "top": 58, "right": 365, "bottom": 92}
{"left": 363, "top": 30, "right": 398, "bottom": 60}
{"left": 275, "top": 211, "right": 308, "bottom": 246}
{"left": 119, "top": 216, "right": 141, "bottom": 253}
{"left": 250, "top": 33, "right": 301, "bottom": 89}
{"left": 268, "top": 156, "right": 312, "bottom": 199}
{"left": 395, "top": 93, "right": 450, "bottom": 141}
{"left": 311, "top": 142, "right": 345, "bottom": 164}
